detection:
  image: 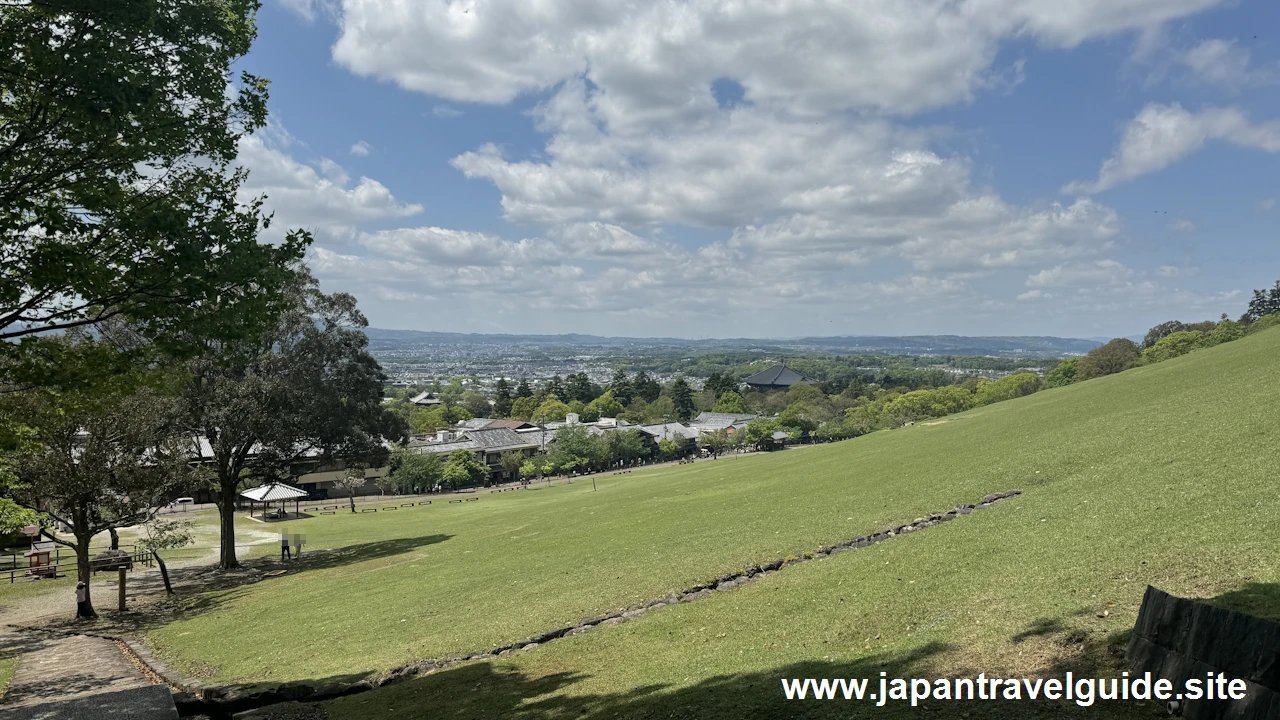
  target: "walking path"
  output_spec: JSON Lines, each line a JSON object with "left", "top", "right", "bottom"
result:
{"left": 0, "top": 575, "right": 177, "bottom": 720}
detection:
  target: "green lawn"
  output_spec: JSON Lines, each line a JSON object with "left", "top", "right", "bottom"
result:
{"left": 142, "top": 329, "right": 1278, "bottom": 718}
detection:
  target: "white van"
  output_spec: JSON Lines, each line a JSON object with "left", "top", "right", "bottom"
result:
{"left": 171, "top": 497, "right": 195, "bottom": 511}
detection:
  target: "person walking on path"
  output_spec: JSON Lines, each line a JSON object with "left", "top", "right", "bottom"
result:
{"left": 280, "top": 530, "right": 292, "bottom": 561}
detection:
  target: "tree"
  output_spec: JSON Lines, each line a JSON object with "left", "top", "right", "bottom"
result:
{"left": 0, "top": 0, "right": 307, "bottom": 365}
{"left": 388, "top": 447, "right": 442, "bottom": 493}
{"left": 499, "top": 451, "right": 525, "bottom": 482}
{"left": 657, "top": 435, "right": 686, "bottom": 459}
{"left": 509, "top": 396, "right": 539, "bottom": 421}
{"left": 633, "top": 372, "right": 661, "bottom": 403}
{"left": 601, "top": 429, "right": 648, "bottom": 466}
{"left": 1241, "top": 280, "right": 1280, "bottom": 323}
{"left": 408, "top": 405, "right": 471, "bottom": 434}
{"left": 1141, "top": 331, "right": 1210, "bottom": 364}
{"left": 973, "top": 373, "right": 1041, "bottom": 406}
{"left": 1078, "top": 338, "right": 1140, "bottom": 380}
{"left": 374, "top": 473, "right": 399, "bottom": 497}
{"left": 1208, "top": 319, "right": 1246, "bottom": 346}
{"left": 670, "top": 377, "right": 696, "bottom": 422}
{"left": 545, "top": 376, "right": 566, "bottom": 399}
{"left": 607, "top": 370, "right": 634, "bottom": 406}
{"left": 712, "top": 391, "right": 748, "bottom": 414}
{"left": 533, "top": 396, "right": 571, "bottom": 423}
{"left": 777, "top": 403, "right": 820, "bottom": 439}
{"left": 460, "top": 391, "right": 492, "bottom": 418}
{"left": 519, "top": 459, "right": 540, "bottom": 483}
{"left": 493, "top": 379, "right": 514, "bottom": 418}
{"left": 744, "top": 419, "right": 781, "bottom": 449}
{"left": 698, "top": 429, "right": 730, "bottom": 457}
{"left": 7, "top": 383, "right": 190, "bottom": 618}
{"left": 137, "top": 517, "right": 195, "bottom": 596}
{"left": 183, "top": 268, "right": 404, "bottom": 569}
{"left": 335, "top": 468, "right": 367, "bottom": 513}
{"left": 586, "top": 390, "right": 625, "bottom": 420}
{"left": 442, "top": 450, "right": 488, "bottom": 490}
{"left": 1043, "top": 358, "right": 1081, "bottom": 389}
{"left": 515, "top": 378, "right": 533, "bottom": 399}
{"left": 566, "top": 373, "right": 596, "bottom": 403}
{"left": 1142, "top": 321, "right": 1190, "bottom": 350}
{"left": 550, "top": 425, "right": 601, "bottom": 474}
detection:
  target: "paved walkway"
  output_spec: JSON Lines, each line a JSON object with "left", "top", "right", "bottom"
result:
{"left": 0, "top": 626, "right": 176, "bottom": 720}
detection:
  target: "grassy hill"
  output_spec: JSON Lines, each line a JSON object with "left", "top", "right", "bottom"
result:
{"left": 145, "top": 328, "right": 1280, "bottom": 718}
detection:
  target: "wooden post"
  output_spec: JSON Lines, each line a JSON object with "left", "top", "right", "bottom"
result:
{"left": 117, "top": 567, "right": 126, "bottom": 610}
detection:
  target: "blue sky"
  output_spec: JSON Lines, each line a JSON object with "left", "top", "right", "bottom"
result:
{"left": 235, "top": 0, "right": 1279, "bottom": 339}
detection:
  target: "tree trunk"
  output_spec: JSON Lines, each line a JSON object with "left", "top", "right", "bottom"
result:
{"left": 348, "top": 492, "right": 356, "bottom": 513}
{"left": 108, "top": 528, "right": 120, "bottom": 551}
{"left": 216, "top": 479, "right": 240, "bottom": 569}
{"left": 75, "top": 536, "right": 95, "bottom": 619}
{"left": 152, "top": 551, "right": 173, "bottom": 595}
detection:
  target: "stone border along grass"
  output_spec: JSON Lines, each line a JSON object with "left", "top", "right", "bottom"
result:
{"left": 139, "top": 489, "right": 1024, "bottom": 718}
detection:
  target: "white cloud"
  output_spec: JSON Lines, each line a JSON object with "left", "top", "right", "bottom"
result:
{"left": 350, "top": 140, "right": 372, "bottom": 156}
{"left": 1156, "top": 265, "right": 1198, "bottom": 278}
{"left": 238, "top": 124, "right": 423, "bottom": 245}
{"left": 432, "top": 105, "right": 463, "bottom": 118}
{"left": 332, "top": 0, "right": 1223, "bottom": 117}
{"left": 1017, "top": 289, "right": 1050, "bottom": 301}
{"left": 1064, "top": 103, "right": 1280, "bottom": 194}
{"left": 1026, "top": 259, "right": 1134, "bottom": 288}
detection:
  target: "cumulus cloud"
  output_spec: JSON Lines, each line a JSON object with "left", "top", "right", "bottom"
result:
{"left": 332, "top": 0, "right": 1223, "bottom": 117}
{"left": 238, "top": 124, "right": 422, "bottom": 245}
{"left": 350, "top": 140, "right": 372, "bottom": 156}
{"left": 1026, "top": 259, "right": 1135, "bottom": 288}
{"left": 1064, "top": 103, "right": 1280, "bottom": 194}
{"left": 432, "top": 105, "right": 463, "bottom": 118}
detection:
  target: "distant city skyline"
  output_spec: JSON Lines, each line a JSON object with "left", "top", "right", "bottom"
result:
{"left": 241, "top": 0, "right": 1278, "bottom": 339}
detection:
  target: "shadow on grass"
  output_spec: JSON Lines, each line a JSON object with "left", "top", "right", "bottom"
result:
{"left": 317, "top": 641, "right": 1159, "bottom": 720}
{"left": 1202, "top": 582, "right": 1280, "bottom": 623}
{"left": 34, "top": 535, "right": 451, "bottom": 636}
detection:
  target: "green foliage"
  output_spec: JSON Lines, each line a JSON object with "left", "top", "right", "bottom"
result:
{"left": 711, "top": 391, "right": 748, "bottom": 414}
{"left": 137, "top": 518, "right": 196, "bottom": 554}
{"left": 657, "top": 436, "right": 686, "bottom": 458}
{"left": 550, "top": 425, "right": 601, "bottom": 473}
{"left": 532, "top": 396, "right": 571, "bottom": 423}
{"left": 1141, "top": 331, "right": 1210, "bottom": 364}
{"left": 408, "top": 405, "right": 472, "bottom": 434}
{"left": 777, "top": 403, "right": 819, "bottom": 439}
{"left": 1246, "top": 313, "right": 1280, "bottom": 335}
{"left": 1241, "top": 280, "right": 1280, "bottom": 323}
{"left": 460, "top": 392, "right": 492, "bottom": 418}
{"left": 515, "top": 378, "right": 533, "bottom": 398}
{"left": 601, "top": 429, "right": 649, "bottom": 465}
{"left": 973, "top": 373, "right": 1041, "bottom": 406}
{"left": 1078, "top": 338, "right": 1140, "bottom": 380}
{"left": 389, "top": 447, "right": 442, "bottom": 493}
{"left": 493, "top": 379, "right": 513, "bottom": 418}
{"left": 607, "top": 370, "right": 634, "bottom": 406}
{"left": 669, "top": 377, "right": 696, "bottom": 422}
{"left": 1208, "top": 319, "right": 1245, "bottom": 345}
{"left": 0, "top": 0, "right": 307, "bottom": 365}
{"left": 1042, "top": 357, "right": 1080, "bottom": 388}
{"left": 586, "top": 391, "right": 625, "bottom": 420}
{"left": 743, "top": 419, "right": 780, "bottom": 448}
{"left": 632, "top": 372, "right": 662, "bottom": 403}
{"left": 882, "top": 386, "right": 974, "bottom": 425}
{"left": 519, "top": 459, "right": 540, "bottom": 480}
{"left": 442, "top": 450, "right": 488, "bottom": 489}
{"left": 509, "top": 396, "right": 538, "bottom": 421}
{"left": 697, "top": 429, "right": 730, "bottom": 456}
{"left": 499, "top": 451, "right": 525, "bottom": 481}
{"left": 0, "top": 499, "right": 40, "bottom": 537}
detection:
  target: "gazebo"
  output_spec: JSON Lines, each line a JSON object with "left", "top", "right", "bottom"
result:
{"left": 241, "top": 482, "right": 308, "bottom": 520}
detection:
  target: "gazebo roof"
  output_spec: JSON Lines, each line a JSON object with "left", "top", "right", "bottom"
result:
{"left": 240, "top": 482, "right": 307, "bottom": 502}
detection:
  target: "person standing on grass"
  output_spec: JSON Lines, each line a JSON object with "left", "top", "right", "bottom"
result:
{"left": 292, "top": 532, "right": 303, "bottom": 558}
{"left": 280, "top": 530, "right": 291, "bottom": 561}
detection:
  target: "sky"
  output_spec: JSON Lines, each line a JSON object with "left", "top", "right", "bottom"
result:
{"left": 235, "top": 0, "right": 1280, "bottom": 339}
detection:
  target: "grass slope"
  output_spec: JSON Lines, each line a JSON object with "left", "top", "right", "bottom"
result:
{"left": 155, "top": 330, "right": 1278, "bottom": 717}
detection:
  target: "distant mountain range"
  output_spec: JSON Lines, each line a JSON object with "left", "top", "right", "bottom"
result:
{"left": 364, "top": 328, "right": 1102, "bottom": 357}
